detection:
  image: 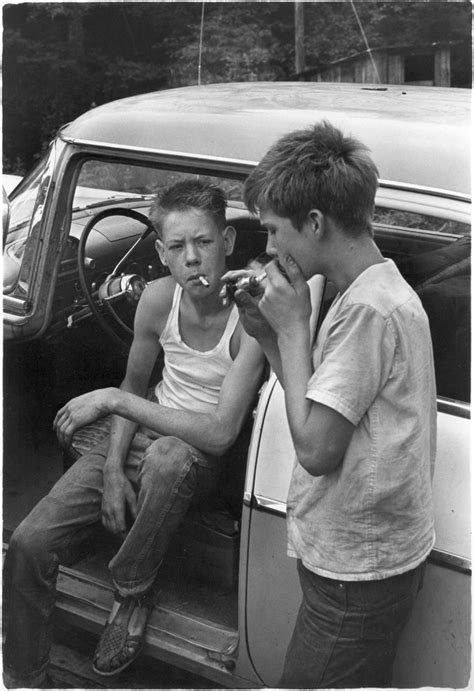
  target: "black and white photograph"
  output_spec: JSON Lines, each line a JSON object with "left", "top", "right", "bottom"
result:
{"left": 2, "top": 1, "right": 471, "bottom": 688}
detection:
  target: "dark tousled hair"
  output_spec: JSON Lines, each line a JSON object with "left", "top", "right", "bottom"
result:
{"left": 150, "top": 179, "right": 227, "bottom": 238}
{"left": 244, "top": 120, "right": 379, "bottom": 236}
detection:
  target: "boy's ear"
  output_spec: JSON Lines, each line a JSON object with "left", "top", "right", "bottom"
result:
{"left": 155, "top": 238, "right": 167, "bottom": 265}
{"left": 222, "top": 225, "right": 236, "bottom": 256}
{"left": 308, "top": 209, "right": 325, "bottom": 237}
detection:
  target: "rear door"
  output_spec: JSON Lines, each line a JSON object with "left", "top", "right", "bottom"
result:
{"left": 242, "top": 188, "right": 471, "bottom": 688}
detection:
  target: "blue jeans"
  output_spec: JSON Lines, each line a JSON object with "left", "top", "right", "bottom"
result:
{"left": 279, "top": 558, "right": 426, "bottom": 688}
{"left": 3, "top": 431, "right": 219, "bottom": 688}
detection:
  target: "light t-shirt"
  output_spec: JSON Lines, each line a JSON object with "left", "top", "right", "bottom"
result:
{"left": 287, "top": 259, "right": 436, "bottom": 580}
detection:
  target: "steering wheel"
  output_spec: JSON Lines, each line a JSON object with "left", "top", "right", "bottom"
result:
{"left": 77, "top": 207, "right": 157, "bottom": 350}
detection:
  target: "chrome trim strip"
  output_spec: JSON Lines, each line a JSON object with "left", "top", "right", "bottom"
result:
{"left": 253, "top": 494, "right": 287, "bottom": 516}
{"left": 56, "top": 138, "right": 472, "bottom": 204}
{"left": 377, "top": 179, "right": 471, "bottom": 204}
{"left": 429, "top": 549, "right": 471, "bottom": 575}
{"left": 3, "top": 295, "right": 31, "bottom": 316}
{"left": 58, "top": 136, "right": 257, "bottom": 172}
{"left": 437, "top": 398, "right": 470, "bottom": 419}
{"left": 250, "top": 496, "right": 471, "bottom": 574}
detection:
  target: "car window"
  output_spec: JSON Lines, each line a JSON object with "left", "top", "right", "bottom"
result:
{"left": 375, "top": 206, "right": 470, "bottom": 404}
{"left": 75, "top": 161, "right": 244, "bottom": 203}
{"left": 373, "top": 208, "right": 470, "bottom": 236}
{"left": 319, "top": 205, "right": 470, "bottom": 404}
{"left": 55, "top": 159, "right": 263, "bottom": 339}
{"left": 3, "top": 151, "right": 54, "bottom": 296}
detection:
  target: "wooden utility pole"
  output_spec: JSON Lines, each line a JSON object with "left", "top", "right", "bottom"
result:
{"left": 295, "top": 2, "right": 305, "bottom": 78}
{"left": 434, "top": 46, "right": 451, "bottom": 87}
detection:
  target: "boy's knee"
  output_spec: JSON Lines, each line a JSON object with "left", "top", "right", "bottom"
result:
{"left": 141, "top": 436, "right": 194, "bottom": 479}
{"left": 8, "top": 519, "right": 47, "bottom": 562}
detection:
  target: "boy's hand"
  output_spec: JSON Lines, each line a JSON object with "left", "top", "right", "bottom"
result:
{"left": 221, "top": 268, "right": 273, "bottom": 341}
{"left": 220, "top": 269, "right": 265, "bottom": 306}
{"left": 233, "top": 288, "right": 274, "bottom": 341}
{"left": 53, "top": 388, "right": 116, "bottom": 448}
{"left": 102, "top": 469, "right": 138, "bottom": 537}
{"left": 259, "top": 257, "right": 311, "bottom": 337}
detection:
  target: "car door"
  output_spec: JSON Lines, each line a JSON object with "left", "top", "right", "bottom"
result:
{"left": 241, "top": 187, "right": 470, "bottom": 688}
{"left": 3, "top": 143, "right": 61, "bottom": 341}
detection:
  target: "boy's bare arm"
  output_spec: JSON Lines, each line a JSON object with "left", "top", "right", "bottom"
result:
{"left": 261, "top": 257, "right": 354, "bottom": 476}
{"left": 55, "top": 328, "right": 264, "bottom": 457}
{"left": 278, "top": 326, "right": 354, "bottom": 476}
{"left": 104, "top": 280, "right": 172, "bottom": 467}
{"left": 100, "top": 279, "right": 172, "bottom": 536}
{"left": 53, "top": 278, "right": 171, "bottom": 450}
{"left": 110, "top": 327, "right": 265, "bottom": 456}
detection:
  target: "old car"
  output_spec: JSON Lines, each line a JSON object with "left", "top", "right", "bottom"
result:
{"left": 3, "top": 82, "right": 470, "bottom": 687}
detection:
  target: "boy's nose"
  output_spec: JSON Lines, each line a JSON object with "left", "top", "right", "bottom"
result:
{"left": 185, "top": 245, "right": 200, "bottom": 264}
{"left": 265, "top": 236, "right": 278, "bottom": 257}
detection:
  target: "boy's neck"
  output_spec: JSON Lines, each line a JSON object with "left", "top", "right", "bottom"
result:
{"left": 181, "top": 283, "right": 229, "bottom": 319}
{"left": 327, "top": 235, "right": 384, "bottom": 294}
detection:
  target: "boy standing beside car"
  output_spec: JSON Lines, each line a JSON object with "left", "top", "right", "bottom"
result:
{"left": 223, "top": 121, "right": 436, "bottom": 688}
{"left": 3, "top": 180, "right": 264, "bottom": 687}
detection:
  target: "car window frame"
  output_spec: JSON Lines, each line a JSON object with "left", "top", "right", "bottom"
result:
{"left": 3, "top": 141, "right": 57, "bottom": 321}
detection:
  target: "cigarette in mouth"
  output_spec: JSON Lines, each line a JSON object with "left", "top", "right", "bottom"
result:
{"left": 198, "top": 275, "right": 210, "bottom": 287}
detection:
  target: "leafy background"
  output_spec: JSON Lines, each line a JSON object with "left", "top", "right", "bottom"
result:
{"left": 3, "top": 1, "right": 471, "bottom": 174}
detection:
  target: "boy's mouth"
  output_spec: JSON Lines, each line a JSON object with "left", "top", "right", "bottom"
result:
{"left": 275, "top": 259, "right": 289, "bottom": 280}
{"left": 188, "top": 273, "right": 210, "bottom": 286}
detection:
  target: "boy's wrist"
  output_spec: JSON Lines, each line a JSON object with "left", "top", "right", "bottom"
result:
{"left": 106, "top": 387, "right": 122, "bottom": 415}
{"left": 103, "top": 461, "right": 125, "bottom": 478}
{"left": 278, "top": 322, "right": 309, "bottom": 348}
{"left": 258, "top": 328, "right": 277, "bottom": 348}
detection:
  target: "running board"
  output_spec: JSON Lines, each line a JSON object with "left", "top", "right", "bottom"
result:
{"left": 3, "top": 544, "right": 242, "bottom": 687}
{"left": 56, "top": 564, "right": 239, "bottom": 686}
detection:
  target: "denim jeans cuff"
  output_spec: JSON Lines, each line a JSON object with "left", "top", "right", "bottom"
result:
{"left": 112, "top": 562, "right": 161, "bottom": 598}
{"left": 3, "top": 660, "right": 49, "bottom": 689}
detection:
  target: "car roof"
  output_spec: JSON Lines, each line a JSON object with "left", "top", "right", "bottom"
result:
{"left": 61, "top": 82, "right": 471, "bottom": 196}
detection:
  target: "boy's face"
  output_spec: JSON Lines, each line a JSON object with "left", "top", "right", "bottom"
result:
{"left": 260, "top": 208, "right": 321, "bottom": 280}
{"left": 156, "top": 208, "right": 235, "bottom": 292}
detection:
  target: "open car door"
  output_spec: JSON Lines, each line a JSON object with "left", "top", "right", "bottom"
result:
{"left": 4, "top": 144, "right": 62, "bottom": 342}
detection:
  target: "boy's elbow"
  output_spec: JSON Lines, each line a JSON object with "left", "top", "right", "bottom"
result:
{"left": 207, "top": 422, "right": 240, "bottom": 457}
{"left": 295, "top": 443, "right": 342, "bottom": 477}
{"left": 210, "top": 434, "right": 238, "bottom": 457}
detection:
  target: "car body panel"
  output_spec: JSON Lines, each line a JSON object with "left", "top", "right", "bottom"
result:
{"left": 432, "top": 411, "right": 470, "bottom": 560}
{"left": 242, "top": 507, "right": 298, "bottom": 686}
{"left": 61, "top": 83, "right": 470, "bottom": 195}
{"left": 392, "top": 562, "right": 471, "bottom": 687}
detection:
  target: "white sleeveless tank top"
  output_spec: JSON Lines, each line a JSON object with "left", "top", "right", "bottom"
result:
{"left": 155, "top": 284, "right": 239, "bottom": 413}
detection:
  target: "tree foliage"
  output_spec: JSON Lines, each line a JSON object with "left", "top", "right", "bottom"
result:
{"left": 3, "top": 1, "right": 471, "bottom": 173}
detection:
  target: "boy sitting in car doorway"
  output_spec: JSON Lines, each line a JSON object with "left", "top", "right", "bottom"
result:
{"left": 3, "top": 180, "right": 264, "bottom": 686}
